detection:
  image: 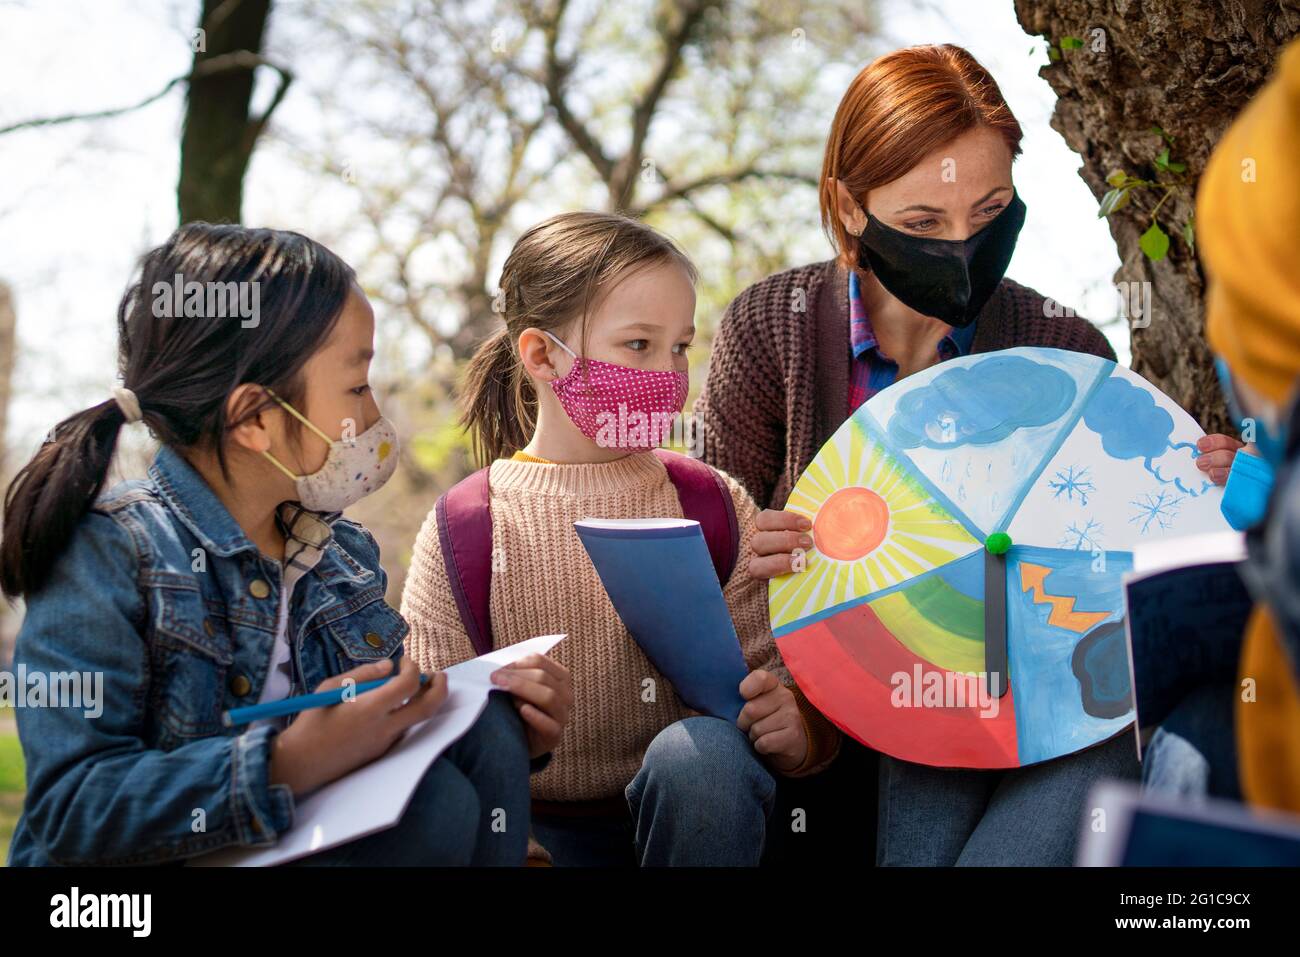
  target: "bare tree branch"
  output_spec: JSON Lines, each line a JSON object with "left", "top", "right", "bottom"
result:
{"left": 681, "top": 195, "right": 738, "bottom": 243}
{"left": 611, "top": 0, "right": 723, "bottom": 209}
{"left": 630, "top": 165, "right": 817, "bottom": 216}
{"left": 0, "top": 50, "right": 290, "bottom": 137}
{"left": 239, "top": 58, "right": 294, "bottom": 160}
{"left": 536, "top": 0, "right": 616, "bottom": 183}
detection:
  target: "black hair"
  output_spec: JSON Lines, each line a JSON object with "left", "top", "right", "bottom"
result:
{"left": 0, "top": 222, "right": 355, "bottom": 598}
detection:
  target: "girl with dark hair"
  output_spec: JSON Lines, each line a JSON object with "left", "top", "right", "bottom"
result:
{"left": 3, "top": 222, "right": 553, "bottom": 866}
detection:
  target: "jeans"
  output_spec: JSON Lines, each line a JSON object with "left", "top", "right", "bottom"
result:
{"left": 532, "top": 716, "right": 776, "bottom": 866}
{"left": 289, "top": 692, "right": 532, "bottom": 866}
{"left": 1141, "top": 682, "right": 1241, "bottom": 801}
{"left": 877, "top": 732, "right": 1140, "bottom": 866}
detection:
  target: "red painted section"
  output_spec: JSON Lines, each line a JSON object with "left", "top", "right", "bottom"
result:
{"left": 777, "top": 603, "right": 1021, "bottom": 768}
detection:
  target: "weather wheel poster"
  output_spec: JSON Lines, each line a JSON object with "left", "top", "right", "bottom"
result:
{"left": 769, "top": 347, "right": 1229, "bottom": 769}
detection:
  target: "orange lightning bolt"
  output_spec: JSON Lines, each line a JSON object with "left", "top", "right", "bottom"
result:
{"left": 1019, "top": 563, "right": 1110, "bottom": 633}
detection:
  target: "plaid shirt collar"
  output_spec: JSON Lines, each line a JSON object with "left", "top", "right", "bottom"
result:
{"left": 274, "top": 502, "right": 337, "bottom": 580}
{"left": 849, "top": 269, "right": 976, "bottom": 360}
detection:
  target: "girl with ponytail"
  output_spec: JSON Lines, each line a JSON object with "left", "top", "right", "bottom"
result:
{"left": 4, "top": 222, "right": 537, "bottom": 866}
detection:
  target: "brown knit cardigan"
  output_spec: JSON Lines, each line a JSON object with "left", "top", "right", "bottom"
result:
{"left": 695, "top": 259, "right": 1117, "bottom": 511}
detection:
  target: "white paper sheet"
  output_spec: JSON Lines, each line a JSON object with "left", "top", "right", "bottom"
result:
{"left": 189, "top": 633, "right": 566, "bottom": 866}
{"left": 1128, "top": 528, "right": 1245, "bottom": 576}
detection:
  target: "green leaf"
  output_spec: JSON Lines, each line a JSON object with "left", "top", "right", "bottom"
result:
{"left": 1048, "top": 46, "right": 1061, "bottom": 62}
{"left": 1098, "top": 187, "right": 1132, "bottom": 217}
{"left": 1106, "top": 169, "right": 1127, "bottom": 188}
{"left": 1061, "top": 36, "right": 1084, "bottom": 50}
{"left": 1140, "top": 222, "right": 1170, "bottom": 261}
{"left": 1154, "top": 148, "right": 1171, "bottom": 170}
{"left": 1183, "top": 219, "right": 1196, "bottom": 250}
{"left": 1167, "top": 160, "right": 1187, "bottom": 173}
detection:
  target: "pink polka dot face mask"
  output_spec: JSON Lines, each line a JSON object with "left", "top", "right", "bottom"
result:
{"left": 544, "top": 330, "right": 689, "bottom": 449}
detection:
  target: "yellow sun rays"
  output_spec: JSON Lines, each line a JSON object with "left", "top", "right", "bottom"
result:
{"left": 769, "top": 419, "right": 980, "bottom": 630}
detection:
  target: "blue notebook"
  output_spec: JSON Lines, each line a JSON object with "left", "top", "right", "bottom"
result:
{"left": 1079, "top": 782, "right": 1300, "bottom": 866}
{"left": 1123, "top": 531, "right": 1251, "bottom": 756}
{"left": 575, "top": 517, "right": 749, "bottom": 722}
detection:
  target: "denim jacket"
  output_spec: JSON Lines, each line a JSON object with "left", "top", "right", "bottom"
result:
{"left": 7, "top": 445, "right": 407, "bottom": 865}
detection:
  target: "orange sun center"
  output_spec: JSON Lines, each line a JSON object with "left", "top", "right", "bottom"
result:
{"left": 813, "top": 486, "right": 890, "bottom": 561}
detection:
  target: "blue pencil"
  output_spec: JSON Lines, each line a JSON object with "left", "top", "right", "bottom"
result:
{"left": 222, "top": 672, "right": 431, "bottom": 727}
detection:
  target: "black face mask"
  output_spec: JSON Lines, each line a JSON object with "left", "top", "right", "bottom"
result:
{"left": 855, "top": 190, "right": 1026, "bottom": 327}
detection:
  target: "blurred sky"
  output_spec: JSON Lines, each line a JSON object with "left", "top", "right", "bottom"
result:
{"left": 0, "top": 0, "right": 1126, "bottom": 458}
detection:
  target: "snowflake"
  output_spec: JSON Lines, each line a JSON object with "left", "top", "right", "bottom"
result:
{"left": 1060, "top": 518, "right": 1103, "bottom": 551}
{"left": 1048, "top": 464, "right": 1095, "bottom": 505}
{"left": 1129, "top": 490, "right": 1184, "bottom": 533}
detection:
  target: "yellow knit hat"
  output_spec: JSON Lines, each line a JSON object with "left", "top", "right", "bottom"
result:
{"left": 1200, "top": 38, "right": 1300, "bottom": 407}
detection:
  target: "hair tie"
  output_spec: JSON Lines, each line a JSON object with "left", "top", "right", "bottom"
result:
{"left": 111, "top": 386, "right": 143, "bottom": 424}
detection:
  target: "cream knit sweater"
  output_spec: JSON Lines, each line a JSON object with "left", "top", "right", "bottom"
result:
{"left": 400, "top": 451, "right": 839, "bottom": 802}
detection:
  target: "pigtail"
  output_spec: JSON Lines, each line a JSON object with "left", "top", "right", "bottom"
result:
{"left": 1, "top": 400, "right": 127, "bottom": 598}
{"left": 460, "top": 326, "right": 536, "bottom": 467}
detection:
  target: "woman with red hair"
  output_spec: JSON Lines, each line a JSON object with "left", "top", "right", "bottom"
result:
{"left": 696, "top": 44, "right": 1241, "bottom": 865}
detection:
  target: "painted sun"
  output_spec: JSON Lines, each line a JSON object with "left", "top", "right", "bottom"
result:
{"left": 769, "top": 418, "right": 981, "bottom": 631}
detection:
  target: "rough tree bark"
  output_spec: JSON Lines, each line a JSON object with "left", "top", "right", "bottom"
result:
{"left": 179, "top": 0, "right": 287, "bottom": 224}
{"left": 1015, "top": 0, "right": 1300, "bottom": 433}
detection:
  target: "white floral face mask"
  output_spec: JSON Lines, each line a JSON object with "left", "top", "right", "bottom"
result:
{"left": 261, "top": 389, "right": 399, "bottom": 512}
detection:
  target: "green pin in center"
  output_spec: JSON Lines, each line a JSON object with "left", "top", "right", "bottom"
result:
{"left": 985, "top": 531, "right": 1012, "bottom": 555}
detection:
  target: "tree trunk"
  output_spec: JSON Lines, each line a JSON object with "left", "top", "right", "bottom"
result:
{"left": 178, "top": 0, "right": 275, "bottom": 224}
{"left": 1014, "top": 0, "right": 1300, "bottom": 434}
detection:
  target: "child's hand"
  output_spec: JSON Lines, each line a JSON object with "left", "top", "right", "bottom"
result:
{"left": 269, "top": 657, "right": 448, "bottom": 797}
{"left": 1196, "top": 433, "right": 1246, "bottom": 485}
{"left": 737, "top": 670, "right": 808, "bottom": 772}
{"left": 748, "top": 509, "right": 814, "bottom": 580}
{"left": 490, "top": 653, "right": 573, "bottom": 759}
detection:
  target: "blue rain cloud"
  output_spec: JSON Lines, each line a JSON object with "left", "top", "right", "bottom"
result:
{"left": 886, "top": 354, "right": 1077, "bottom": 449}
{"left": 1081, "top": 376, "right": 1173, "bottom": 460}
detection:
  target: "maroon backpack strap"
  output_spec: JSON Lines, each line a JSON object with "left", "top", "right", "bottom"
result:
{"left": 652, "top": 448, "right": 740, "bottom": 585}
{"left": 434, "top": 466, "right": 494, "bottom": 656}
